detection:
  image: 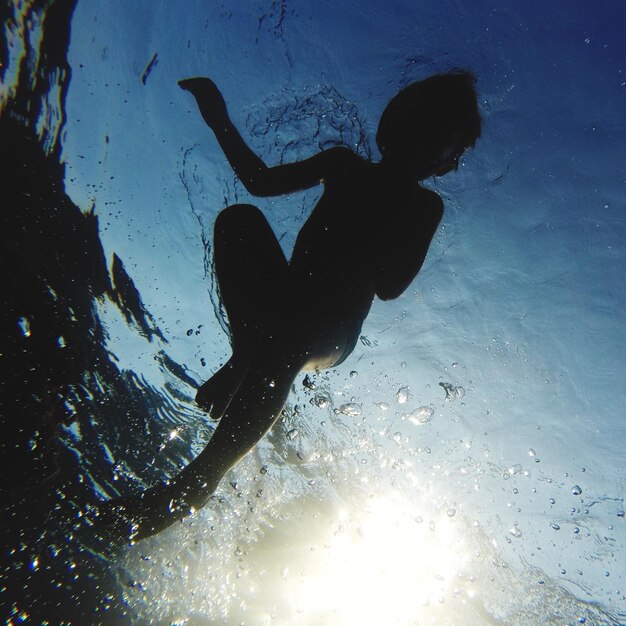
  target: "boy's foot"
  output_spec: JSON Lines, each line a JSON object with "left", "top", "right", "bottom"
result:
{"left": 195, "top": 359, "right": 245, "bottom": 420}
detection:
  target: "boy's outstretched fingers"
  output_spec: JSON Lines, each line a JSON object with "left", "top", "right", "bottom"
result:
{"left": 178, "top": 77, "right": 199, "bottom": 91}
{"left": 178, "top": 77, "right": 216, "bottom": 93}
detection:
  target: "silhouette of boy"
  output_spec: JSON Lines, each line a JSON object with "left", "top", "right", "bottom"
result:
{"left": 98, "top": 71, "right": 481, "bottom": 540}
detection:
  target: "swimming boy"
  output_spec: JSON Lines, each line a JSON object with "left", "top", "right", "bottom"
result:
{"left": 98, "top": 71, "right": 481, "bottom": 540}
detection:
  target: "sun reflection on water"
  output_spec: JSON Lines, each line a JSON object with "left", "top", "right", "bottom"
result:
{"left": 287, "top": 495, "right": 469, "bottom": 626}
{"left": 150, "top": 490, "right": 476, "bottom": 626}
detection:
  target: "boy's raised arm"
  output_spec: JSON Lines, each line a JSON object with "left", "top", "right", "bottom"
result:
{"left": 179, "top": 78, "right": 339, "bottom": 196}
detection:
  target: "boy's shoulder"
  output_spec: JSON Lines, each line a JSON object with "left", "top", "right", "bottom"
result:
{"left": 316, "top": 146, "right": 368, "bottom": 179}
{"left": 401, "top": 185, "right": 444, "bottom": 227}
{"left": 414, "top": 185, "right": 444, "bottom": 214}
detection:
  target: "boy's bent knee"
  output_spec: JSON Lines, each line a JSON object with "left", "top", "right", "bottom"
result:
{"left": 215, "top": 204, "right": 266, "bottom": 232}
{"left": 215, "top": 204, "right": 278, "bottom": 253}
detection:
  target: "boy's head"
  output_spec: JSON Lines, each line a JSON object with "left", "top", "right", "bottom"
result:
{"left": 376, "top": 70, "right": 481, "bottom": 176}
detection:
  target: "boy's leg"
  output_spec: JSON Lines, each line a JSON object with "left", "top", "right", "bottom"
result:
{"left": 196, "top": 204, "right": 289, "bottom": 416}
{"left": 195, "top": 354, "right": 248, "bottom": 418}
{"left": 178, "top": 350, "right": 301, "bottom": 507}
{"left": 104, "top": 347, "right": 305, "bottom": 541}
{"left": 214, "top": 203, "right": 289, "bottom": 351}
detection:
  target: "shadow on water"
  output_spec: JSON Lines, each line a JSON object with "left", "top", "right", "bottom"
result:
{"left": 1, "top": 1, "right": 193, "bottom": 621}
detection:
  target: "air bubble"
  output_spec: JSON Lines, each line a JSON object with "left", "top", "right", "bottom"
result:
{"left": 18, "top": 316, "right": 31, "bottom": 337}
{"left": 439, "top": 381, "right": 464, "bottom": 401}
{"left": 396, "top": 386, "right": 409, "bottom": 404}
{"left": 404, "top": 406, "right": 434, "bottom": 426}
{"left": 507, "top": 464, "right": 522, "bottom": 476}
{"left": 311, "top": 394, "right": 328, "bottom": 408}
{"left": 349, "top": 370, "right": 358, "bottom": 378}
{"left": 509, "top": 525, "right": 522, "bottom": 538}
{"left": 571, "top": 485, "right": 582, "bottom": 495}
{"left": 338, "top": 403, "right": 361, "bottom": 417}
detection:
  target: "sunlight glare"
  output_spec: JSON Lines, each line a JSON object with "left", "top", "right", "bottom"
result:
{"left": 289, "top": 495, "right": 468, "bottom": 625}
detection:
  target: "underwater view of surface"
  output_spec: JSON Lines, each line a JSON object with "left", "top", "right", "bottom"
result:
{"left": 1, "top": 0, "right": 625, "bottom": 624}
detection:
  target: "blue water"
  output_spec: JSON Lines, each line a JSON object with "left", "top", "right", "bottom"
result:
{"left": 3, "top": 0, "right": 625, "bottom": 623}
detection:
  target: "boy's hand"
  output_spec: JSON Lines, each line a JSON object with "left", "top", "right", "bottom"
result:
{"left": 179, "top": 77, "right": 228, "bottom": 129}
